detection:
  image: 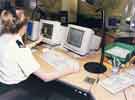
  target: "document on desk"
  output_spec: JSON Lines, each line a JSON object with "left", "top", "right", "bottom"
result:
{"left": 99, "top": 73, "right": 134, "bottom": 94}
{"left": 127, "top": 69, "right": 135, "bottom": 76}
{"left": 42, "top": 50, "right": 80, "bottom": 71}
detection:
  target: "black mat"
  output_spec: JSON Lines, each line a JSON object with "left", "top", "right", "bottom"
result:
{"left": 0, "top": 75, "right": 95, "bottom": 100}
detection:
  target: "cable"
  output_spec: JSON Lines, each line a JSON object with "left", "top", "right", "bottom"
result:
{"left": 123, "top": 90, "right": 128, "bottom": 100}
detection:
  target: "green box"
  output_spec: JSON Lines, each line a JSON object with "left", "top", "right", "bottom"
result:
{"left": 104, "top": 42, "right": 135, "bottom": 64}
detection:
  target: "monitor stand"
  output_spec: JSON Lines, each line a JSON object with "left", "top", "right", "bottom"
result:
{"left": 84, "top": 9, "right": 107, "bottom": 75}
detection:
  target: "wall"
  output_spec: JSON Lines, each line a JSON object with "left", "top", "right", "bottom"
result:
{"left": 78, "top": 0, "right": 128, "bottom": 17}
{"left": 39, "top": 0, "right": 78, "bottom": 23}
{"left": 62, "top": 0, "right": 78, "bottom": 23}
{"left": 40, "top": 0, "right": 62, "bottom": 12}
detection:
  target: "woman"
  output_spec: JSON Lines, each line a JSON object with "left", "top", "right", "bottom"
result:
{"left": 0, "top": 10, "right": 80, "bottom": 85}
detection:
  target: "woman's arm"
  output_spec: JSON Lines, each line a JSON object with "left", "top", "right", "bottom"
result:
{"left": 26, "top": 36, "right": 43, "bottom": 48}
{"left": 33, "top": 65, "right": 80, "bottom": 82}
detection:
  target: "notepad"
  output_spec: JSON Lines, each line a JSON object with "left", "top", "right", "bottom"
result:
{"left": 105, "top": 46, "right": 130, "bottom": 59}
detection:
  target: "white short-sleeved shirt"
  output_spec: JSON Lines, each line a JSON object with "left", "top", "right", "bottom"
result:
{"left": 0, "top": 34, "right": 40, "bottom": 85}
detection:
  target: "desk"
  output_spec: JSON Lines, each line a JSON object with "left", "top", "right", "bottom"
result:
{"left": 32, "top": 47, "right": 135, "bottom": 100}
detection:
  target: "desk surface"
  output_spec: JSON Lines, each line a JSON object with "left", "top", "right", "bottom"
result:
{"left": 32, "top": 47, "right": 135, "bottom": 100}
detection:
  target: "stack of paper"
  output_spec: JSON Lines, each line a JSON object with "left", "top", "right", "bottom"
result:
{"left": 99, "top": 73, "right": 134, "bottom": 94}
{"left": 105, "top": 46, "right": 130, "bottom": 59}
{"left": 126, "top": 68, "right": 135, "bottom": 77}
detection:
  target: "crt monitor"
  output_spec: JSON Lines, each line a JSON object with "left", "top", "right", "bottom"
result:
{"left": 64, "top": 24, "right": 95, "bottom": 56}
{"left": 27, "top": 20, "right": 40, "bottom": 41}
{"left": 39, "top": 19, "right": 63, "bottom": 45}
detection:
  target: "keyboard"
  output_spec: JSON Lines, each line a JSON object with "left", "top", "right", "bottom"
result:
{"left": 42, "top": 49, "right": 80, "bottom": 71}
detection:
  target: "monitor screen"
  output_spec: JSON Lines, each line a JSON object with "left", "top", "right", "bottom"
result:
{"left": 41, "top": 23, "right": 53, "bottom": 39}
{"left": 67, "top": 28, "right": 84, "bottom": 48}
{"left": 106, "top": 17, "right": 120, "bottom": 29}
{"left": 108, "top": 18, "right": 118, "bottom": 26}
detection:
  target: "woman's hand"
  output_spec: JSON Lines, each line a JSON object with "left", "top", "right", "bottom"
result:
{"left": 26, "top": 35, "right": 43, "bottom": 48}
{"left": 35, "top": 35, "right": 44, "bottom": 44}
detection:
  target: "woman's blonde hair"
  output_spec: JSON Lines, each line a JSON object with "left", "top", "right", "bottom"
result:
{"left": 0, "top": 10, "right": 15, "bottom": 34}
{"left": 0, "top": 10, "right": 28, "bottom": 35}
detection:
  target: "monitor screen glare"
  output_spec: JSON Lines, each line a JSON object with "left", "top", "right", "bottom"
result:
{"left": 41, "top": 23, "right": 53, "bottom": 39}
{"left": 130, "top": 20, "right": 135, "bottom": 32}
{"left": 67, "top": 28, "right": 84, "bottom": 48}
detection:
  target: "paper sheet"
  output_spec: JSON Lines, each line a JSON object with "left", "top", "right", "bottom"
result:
{"left": 105, "top": 46, "right": 130, "bottom": 58}
{"left": 99, "top": 73, "right": 134, "bottom": 94}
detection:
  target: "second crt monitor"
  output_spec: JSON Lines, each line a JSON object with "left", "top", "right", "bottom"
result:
{"left": 39, "top": 19, "right": 64, "bottom": 45}
{"left": 64, "top": 24, "right": 100, "bottom": 56}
